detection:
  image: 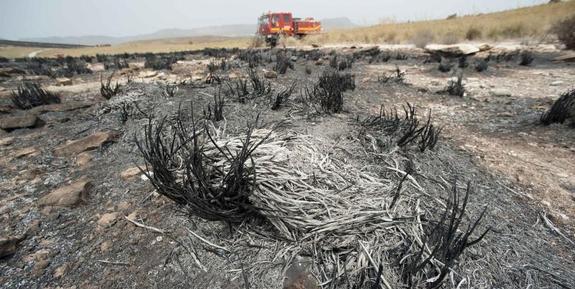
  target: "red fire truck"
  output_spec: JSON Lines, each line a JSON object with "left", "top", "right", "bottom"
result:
{"left": 257, "top": 12, "right": 321, "bottom": 47}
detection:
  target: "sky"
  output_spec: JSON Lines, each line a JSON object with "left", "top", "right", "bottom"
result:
{"left": 0, "top": 0, "right": 549, "bottom": 40}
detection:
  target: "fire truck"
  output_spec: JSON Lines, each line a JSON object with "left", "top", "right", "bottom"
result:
{"left": 257, "top": 12, "right": 321, "bottom": 47}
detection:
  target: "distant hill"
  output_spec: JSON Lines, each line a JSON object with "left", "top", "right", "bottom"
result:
{"left": 20, "top": 17, "right": 357, "bottom": 46}
{"left": 321, "top": 17, "right": 358, "bottom": 31}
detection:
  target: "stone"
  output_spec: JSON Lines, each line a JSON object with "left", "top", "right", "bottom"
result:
{"left": 0, "top": 114, "right": 38, "bottom": 130}
{"left": 100, "top": 241, "right": 112, "bottom": 253}
{"left": 53, "top": 263, "right": 67, "bottom": 278}
{"left": 32, "top": 259, "right": 50, "bottom": 277}
{"left": 38, "top": 178, "right": 92, "bottom": 207}
{"left": 550, "top": 81, "right": 563, "bottom": 86}
{"left": 139, "top": 71, "right": 158, "bottom": 78}
{"left": 97, "top": 212, "right": 119, "bottom": 227}
{"left": 263, "top": 69, "right": 277, "bottom": 79}
{"left": 75, "top": 152, "right": 93, "bottom": 167}
{"left": 426, "top": 44, "right": 480, "bottom": 57}
{"left": 88, "top": 63, "right": 105, "bottom": 72}
{"left": 0, "top": 235, "right": 25, "bottom": 258}
{"left": 554, "top": 52, "right": 575, "bottom": 63}
{"left": 0, "top": 136, "right": 14, "bottom": 146}
{"left": 14, "top": 147, "right": 39, "bottom": 158}
{"left": 120, "top": 167, "right": 143, "bottom": 180}
{"left": 54, "top": 131, "right": 119, "bottom": 156}
{"left": 491, "top": 89, "right": 512, "bottom": 97}
{"left": 56, "top": 78, "right": 73, "bottom": 86}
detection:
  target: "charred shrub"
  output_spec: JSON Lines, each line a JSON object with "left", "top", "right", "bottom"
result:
{"left": 100, "top": 73, "right": 121, "bottom": 100}
{"left": 11, "top": 82, "right": 61, "bottom": 109}
{"left": 458, "top": 56, "right": 469, "bottom": 68}
{"left": 204, "top": 89, "right": 225, "bottom": 121}
{"left": 378, "top": 65, "right": 405, "bottom": 84}
{"left": 248, "top": 68, "right": 272, "bottom": 97}
{"left": 400, "top": 181, "right": 489, "bottom": 288}
{"left": 226, "top": 78, "right": 250, "bottom": 103}
{"left": 145, "top": 54, "right": 177, "bottom": 70}
{"left": 305, "top": 70, "right": 355, "bottom": 113}
{"left": 552, "top": 14, "right": 575, "bottom": 50}
{"left": 443, "top": 72, "right": 465, "bottom": 97}
{"left": 274, "top": 50, "right": 294, "bottom": 74}
{"left": 239, "top": 49, "right": 263, "bottom": 68}
{"left": 438, "top": 58, "right": 453, "bottom": 73}
{"left": 0, "top": 56, "right": 10, "bottom": 63}
{"left": 541, "top": 89, "right": 575, "bottom": 126}
{"left": 337, "top": 56, "right": 354, "bottom": 71}
{"left": 163, "top": 84, "right": 178, "bottom": 98}
{"left": 136, "top": 111, "right": 269, "bottom": 222}
{"left": 63, "top": 57, "right": 91, "bottom": 76}
{"left": 474, "top": 58, "right": 489, "bottom": 72}
{"left": 362, "top": 103, "right": 442, "bottom": 152}
{"left": 519, "top": 50, "right": 534, "bottom": 66}
{"left": 271, "top": 82, "right": 296, "bottom": 110}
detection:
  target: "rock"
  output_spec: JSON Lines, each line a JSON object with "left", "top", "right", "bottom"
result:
{"left": 54, "top": 131, "right": 119, "bottom": 156}
{"left": 32, "top": 259, "right": 50, "bottom": 277}
{"left": 97, "top": 212, "right": 119, "bottom": 227}
{"left": 315, "top": 60, "right": 323, "bottom": 66}
{"left": 478, "top": 44, "right": 492, "bottom": 52}
{"left": 425, "top": 44, "right": 480, "bottom": 57}
{"left": 290, "top": 56, "right": 298, "bottom": 62}
{"left": 550, "top": 81, "right": 563, "bottom": 86}
{"left": 263, "top": 69, "right": 277, "bottom": 79}
{"left": 14, "top": 147, "right": 39, "bottom": 158}
{"left": 0, "top": 136, "right": 14, "bottom": 146}
{"left": 0, "top": 235, "right": 25, "bottom": 258}
{"left": 491, "top": 89, "right": 512, "bottom": 97}
{"left": 75, "top": 152, "right": 93, "bottom": 167}
{"left": 120, "top": 167, "right": 143, "bottom": 180}
{"left": 554, "top": 52, "right": 575, "bottom": 63}
{"left": 88, "top": 63, "right": 105, "bottom": 72}
{"left": 100, "top": 241, "right": 112, "bottom": 253}
{"left": 38, "top": 178, "right": 92, "bottom": 207}
{"left": 0, "top": 114, "right": 38, "bottom": 130}
{"left": 56, "top": 78, "right": 73, "bottom": 86}
{"left": 139, "top": 71, "right": 158, "bottom": 78}
{"left": 53, "top": 263, "right": 67, "bottom": 278}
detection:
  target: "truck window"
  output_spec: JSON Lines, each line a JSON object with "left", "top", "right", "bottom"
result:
{"left": 272, "top": 15, "right": 280, "bottom": 27}
{"left": 284, "top": 14, "right": 291, "bottom": 23}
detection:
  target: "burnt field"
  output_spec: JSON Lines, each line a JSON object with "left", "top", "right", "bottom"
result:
{"left": 1, "top": 45, "right": 574, "bottom": 289}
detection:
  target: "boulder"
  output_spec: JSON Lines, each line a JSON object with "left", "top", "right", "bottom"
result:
{"left": 0, "top": 114, "right": 38, "bottom": 130}
{"left": 88, "top": 63, "right": 106, "bottom": 72}
{"left": 38, "top": 178, "right": 92, "bottom": 207}
{"left": 54, "top": 131, "right": 119, "bottom": 156}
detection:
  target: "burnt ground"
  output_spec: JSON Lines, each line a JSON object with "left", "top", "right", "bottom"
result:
{"left": 0, "top": 46, "right": 574, "bottom": 289}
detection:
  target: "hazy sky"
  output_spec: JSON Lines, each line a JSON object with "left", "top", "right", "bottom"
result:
{"left": 0, "top": 0, "right": 548, "bottom": 39}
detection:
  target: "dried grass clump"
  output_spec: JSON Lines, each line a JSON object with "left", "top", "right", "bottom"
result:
{"left": 11, "top": 82, "right": 61, "bottom": 109}
{"left": 552, "top": 14, "right": 575, "bottom": 50}
{"left": 541, "top": 89, "right": 575, "bottom": 126}
{"left": 137, "top": 112, "right": 487, "bottom": 288}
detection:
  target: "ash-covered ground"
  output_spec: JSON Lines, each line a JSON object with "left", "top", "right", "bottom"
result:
{"left": 1, "top": 45, "right": 574, "bottom": 289}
